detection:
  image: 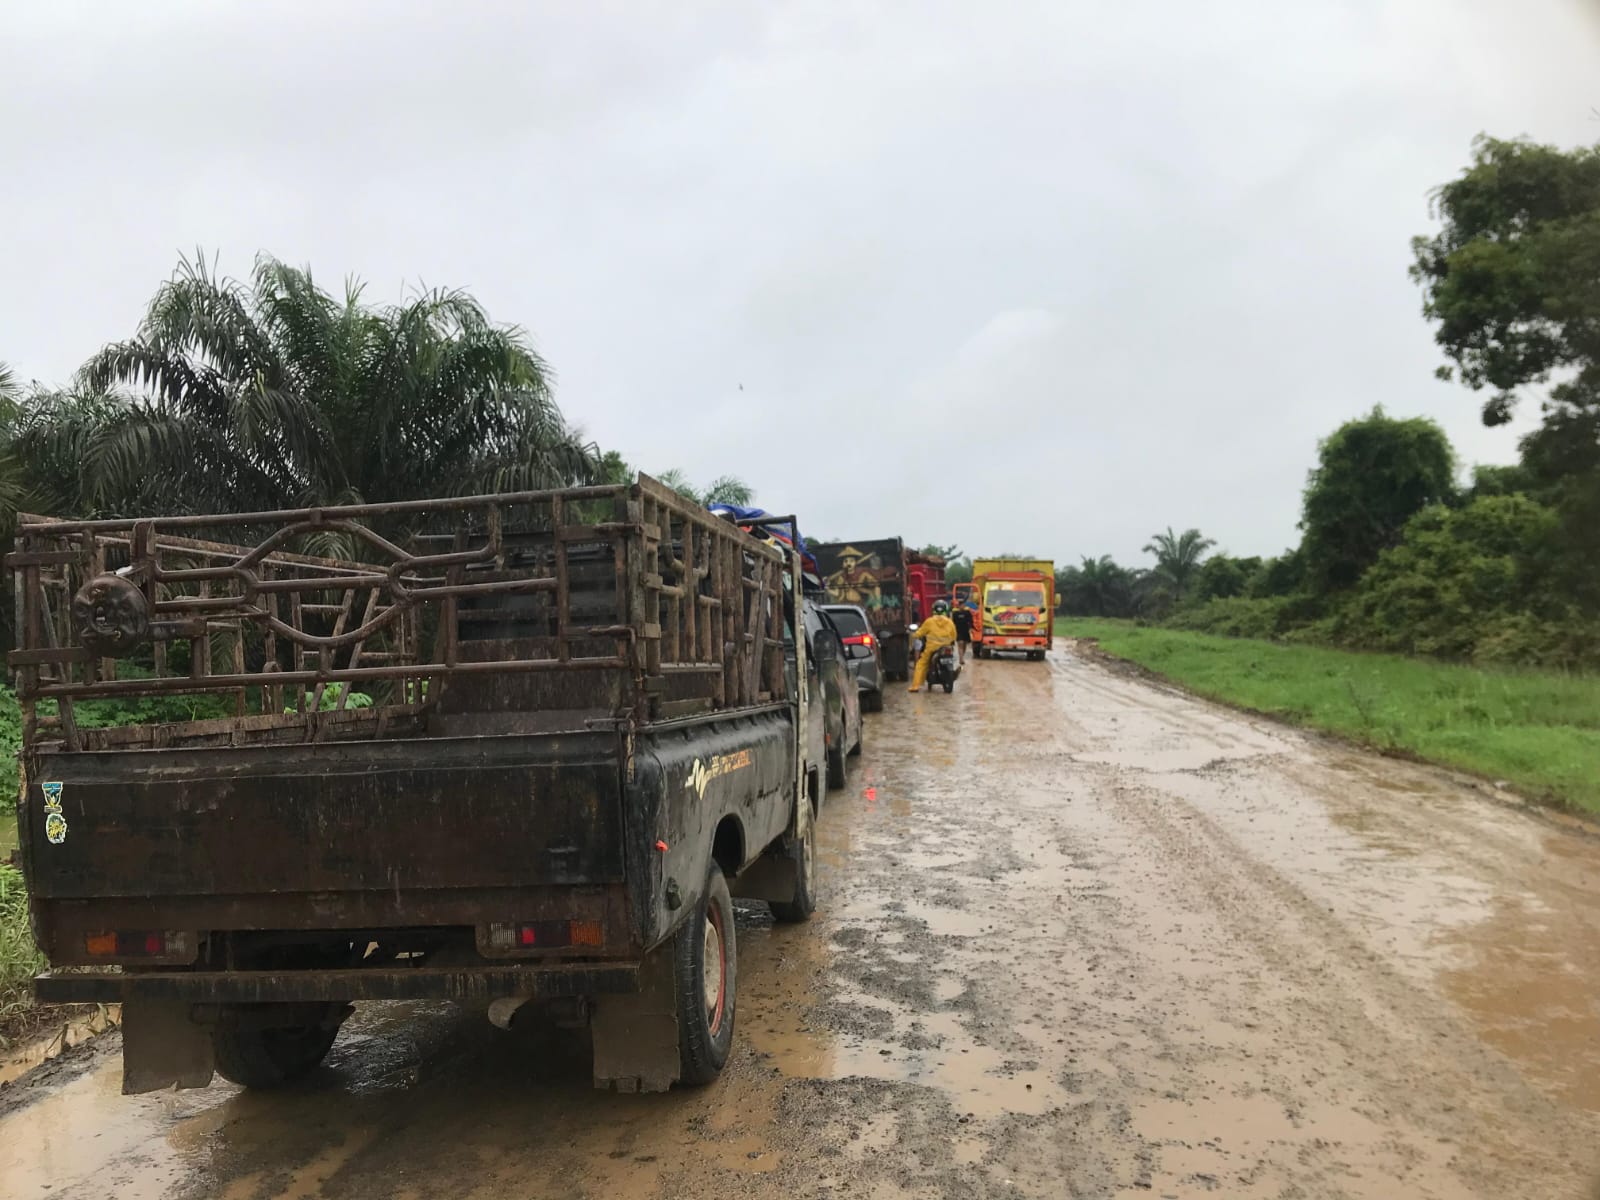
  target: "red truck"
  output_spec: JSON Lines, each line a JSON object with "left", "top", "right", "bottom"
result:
{"left": 906, "top": 551, "right": 947, "bottom": 627}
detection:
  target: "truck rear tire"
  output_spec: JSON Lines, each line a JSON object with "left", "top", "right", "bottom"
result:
{"left": 676, "top": 865, "right": 737, "bottom": 1084}
{"left": 769, "top": 817, "right": 817, "bottom": 924}
{"left": 212, "top": 1013, "right": 340, "bottom": 1089}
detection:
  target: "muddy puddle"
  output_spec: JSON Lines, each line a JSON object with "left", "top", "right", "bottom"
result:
{"left": 0, "top": 1004, "right": 119, "bottom": 1088}
{"left": 2, "top": 649, "right": 1599, "bottom": 1198}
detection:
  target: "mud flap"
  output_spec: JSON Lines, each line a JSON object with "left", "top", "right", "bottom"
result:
{"left": 589, "top": 943, "right": 679, "bottom": 1093}
{"left": 122, "top": 998, "right": 214, "bottom": 1095}
{"left": 728, "top": 851, "right": 799, "bottom": 902}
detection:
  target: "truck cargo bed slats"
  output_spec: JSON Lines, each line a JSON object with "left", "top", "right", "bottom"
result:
{"left": 11, "top": 475, "right": 793, "bottom": 751}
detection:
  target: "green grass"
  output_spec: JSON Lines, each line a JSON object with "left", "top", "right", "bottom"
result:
{"left": 1055, "top": 618, "right": 1600, "bottom": 814}
{"left": 0, "top": 863, "right": 45, "bottom": 1045}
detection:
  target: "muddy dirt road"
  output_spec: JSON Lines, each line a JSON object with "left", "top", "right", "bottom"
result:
{"left": 3, "top": 646, "right": 1599, "bottom": 1199}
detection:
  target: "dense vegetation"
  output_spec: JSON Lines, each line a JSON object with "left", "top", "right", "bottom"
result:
{"left": 1056, "top": 135, "right": 1600, "bottom": 670}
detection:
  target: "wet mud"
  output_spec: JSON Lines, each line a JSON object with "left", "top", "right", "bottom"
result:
{"left": 2, "top": 646, "right": 1598, "bottom": 1199}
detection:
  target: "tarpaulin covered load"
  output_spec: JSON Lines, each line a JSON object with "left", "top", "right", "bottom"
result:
{"left": 707, "top": 503, "right": 819, "bottom": 578}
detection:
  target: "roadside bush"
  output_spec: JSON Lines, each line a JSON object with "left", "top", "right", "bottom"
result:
{"left": 1334, "top": 495, "right": 1583, "bottom": 664}
{"left": 1165, "top": 596, "right": 1289, "bottom": 640}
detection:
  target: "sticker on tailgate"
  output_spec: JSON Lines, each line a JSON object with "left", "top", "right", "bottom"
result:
{"left": 41, "top": 781, "right": 67, "bottom": 844}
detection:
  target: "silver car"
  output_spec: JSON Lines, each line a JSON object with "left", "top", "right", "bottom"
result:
{"left": 821, "top": 603, "right": 884, "bottom": 713}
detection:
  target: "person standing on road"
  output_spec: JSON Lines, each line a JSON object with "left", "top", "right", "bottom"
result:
{"left": 908, "top": 600, "right": 958, "bottom": 692}
{"left": 951, "top": 599, "right": 974, "bottom": 665}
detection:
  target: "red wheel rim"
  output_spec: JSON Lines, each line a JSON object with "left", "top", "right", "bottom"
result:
{"left": 703, "top": 901, "right": 727, "bottom": 1035}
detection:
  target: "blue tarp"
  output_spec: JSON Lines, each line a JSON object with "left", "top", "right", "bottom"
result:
{"left": 707, "top": 503, "right": 819, "bottom": 576}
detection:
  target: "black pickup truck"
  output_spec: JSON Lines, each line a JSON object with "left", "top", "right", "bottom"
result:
{"left": 8, "top": 475, "right": 825, "bottom": 1094}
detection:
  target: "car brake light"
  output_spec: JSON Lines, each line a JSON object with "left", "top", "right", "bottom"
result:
{"left": 842, "top": 634, "right": 874, "bottom": 647}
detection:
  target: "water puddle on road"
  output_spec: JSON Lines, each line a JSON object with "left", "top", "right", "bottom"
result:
{"left": 0, "top": 1005, "right": 120, "bottom": 1087}
{"left": 0, "top": 1061, "right": 218, "bottom": 1199}
{"left": 1435, "top": 834, "right": 1600, "bottom": 1114}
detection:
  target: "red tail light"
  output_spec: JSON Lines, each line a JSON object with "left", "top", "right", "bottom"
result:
{"left": 487, "top": 920, "right": 607, "bottom": 952}
{"left": 842, "top": 634, "right": 874, "bottom": 647}
{"left": 84, "top": 930, "right": 192, "bottom": 959}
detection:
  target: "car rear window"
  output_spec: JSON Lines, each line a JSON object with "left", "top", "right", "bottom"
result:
{"left": 825, "top": 608, "right": 870, "bottom": 636}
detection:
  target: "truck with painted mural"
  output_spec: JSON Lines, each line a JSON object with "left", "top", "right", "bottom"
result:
{"left": 8, "top": 475, "right": 827, "bottom": 1096}
{"left": 812, "top": 537, "right": 914, "bottom": 682}
{"left": 971, "top": 558, "right": 1055, "bottom": 660}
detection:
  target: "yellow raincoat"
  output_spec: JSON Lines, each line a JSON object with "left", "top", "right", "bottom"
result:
{"left": 909, "top": 613, "right": 957, "bottom": 691}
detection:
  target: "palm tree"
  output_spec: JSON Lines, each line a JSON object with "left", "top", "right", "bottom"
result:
{"left": 656, "top": 469, "right": 753, "bottom": 507}
{"left": 1142, "top": 527, "right": 1216, "bottom": 603}
{"left": 1077, "top": 555, "right": 1128, "bottom": 616}
{"left": 703, "top": 475, "right": 753, "bottom": 506}
{"left": 64, "top": 252, "right": 598, "bottom": 521}
{"left": 0, "top": 361, "right": 21, "bottom": 527}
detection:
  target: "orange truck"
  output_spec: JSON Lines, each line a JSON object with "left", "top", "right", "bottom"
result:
{"left": 971, "top": 559, "right": 1055, "bottom": 660}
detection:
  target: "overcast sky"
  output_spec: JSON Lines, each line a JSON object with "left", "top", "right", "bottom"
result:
{"left": 4, "top": 2, "right": 1598, "bottom": 564}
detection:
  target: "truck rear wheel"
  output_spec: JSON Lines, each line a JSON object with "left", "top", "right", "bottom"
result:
{"left": 769, "top": 816, "right": 817, "bottom": 924}
{"left": 212, "top": 1009, "right": 342, "bottom": 1089}
{"left": 676, "top": 865, "right": 737, "bottom": 1084}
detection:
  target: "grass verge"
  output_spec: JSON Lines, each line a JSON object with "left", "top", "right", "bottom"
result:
{"left": 1055, "top": 618, "right": 1600, "bottom": 815}
{"left": 1, "top": 863, "right": 46, "bottom": 1048}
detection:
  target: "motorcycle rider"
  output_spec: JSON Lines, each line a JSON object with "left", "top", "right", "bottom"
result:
{"left": 908, "top": 599, "right": 958, "bottom": 692}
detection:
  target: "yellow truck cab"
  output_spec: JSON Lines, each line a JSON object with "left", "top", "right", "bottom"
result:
{"left": 971, "top": 559, "right": 1055, "bottom": 661}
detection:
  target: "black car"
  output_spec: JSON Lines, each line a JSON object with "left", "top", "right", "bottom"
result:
{"left": 803, "top": 599, "right": 865, "bottom": 790}
{"left": 821, "top": 603, "right": 884, "bottom": 713}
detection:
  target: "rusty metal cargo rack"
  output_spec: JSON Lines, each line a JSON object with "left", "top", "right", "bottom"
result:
{"left": 7, "top": 475, "right": 791, "bottom": 751}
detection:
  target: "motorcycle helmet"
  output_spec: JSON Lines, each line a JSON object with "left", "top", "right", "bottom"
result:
{"left": 932, "top": 599, "right": 951, "bottom": 615}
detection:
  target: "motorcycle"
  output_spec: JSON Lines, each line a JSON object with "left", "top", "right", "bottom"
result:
{"left": 908, "top": 624, "right": 961, "bottom": 694}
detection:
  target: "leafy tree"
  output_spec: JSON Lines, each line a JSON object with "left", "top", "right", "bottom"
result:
{"left": 1299, "top": 408, "right": 1455, "bottom": 592}
{"left": 1142, "top": 527, "right": 1215, "bottom": 603}
{"left": 944, "top": 558, "right": 973, "bottom": 585}
{"left": 1468, "top": 463, "right": 1535, "bottom": 499}
{"left": 918, "top": 543, "right": 962, "bottom": 561}
{"left": 1192, "top": 555, "right": 1260, "bottom": 603}
{"left": 1411, "top": 136, "right": 1600, "bottom": 427}
{"left": 1247, "top": 550, "right": 1305, "bottom": 599}
{"left": 51, "top": 252, "right": 597, "bottom": 523}
{"left": 1412, "top": 137, "right": 1600, "bottom": 617}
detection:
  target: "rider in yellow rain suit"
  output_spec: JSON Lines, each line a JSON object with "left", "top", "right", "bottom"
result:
{"left": 908, "top": 600, "right": 958, "bottom": 692}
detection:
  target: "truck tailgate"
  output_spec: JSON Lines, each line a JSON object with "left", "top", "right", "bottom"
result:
{"left": 23, "top": 731, "right": 626, "bottom": 901}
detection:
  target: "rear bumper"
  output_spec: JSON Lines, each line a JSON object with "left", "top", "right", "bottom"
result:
{"left": 35, "top": 962, "right": 639, "bottom": 1005}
